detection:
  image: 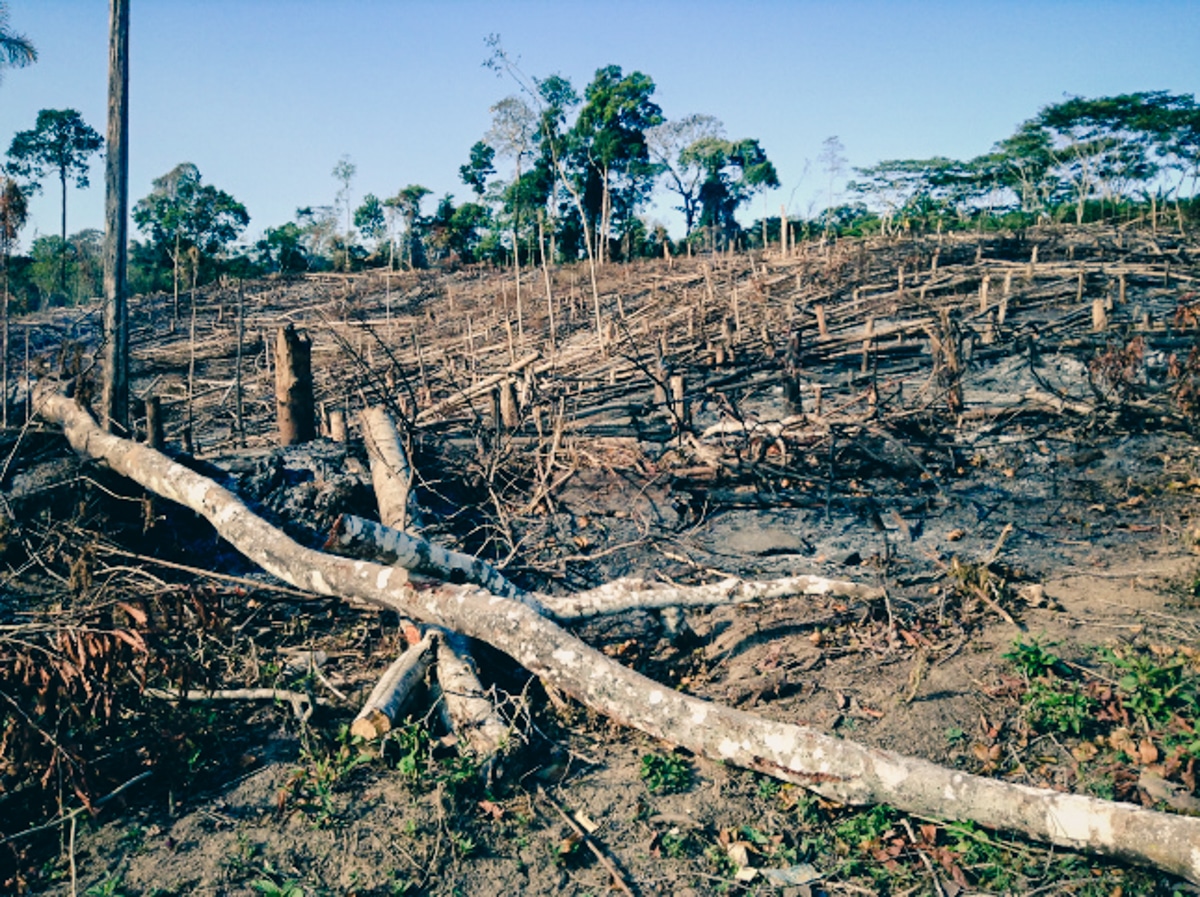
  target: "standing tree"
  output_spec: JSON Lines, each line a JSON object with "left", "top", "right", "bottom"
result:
{"left": 459, "top": 140, "right": 496, "bottom": 198}
{"left": 354, "top": 193, "right": 387, "bottom": 259}
{"left": 487, "top": 95, "right": 537, "bottom": 331}
{"left": 6, "top": 109, "right": 103, "bottom": 295}
{"left": 388, "top": 185, "right": 431, "bottom": 270}
{"left": 646, "top": 114, "right": 725, "bottom": 236}
{"left": 133, "top": 164, "right": 249, "bottom": 321}
{"left": 0, "top": 2, "right": 36, "bottom": 84}
{"left": 570, "top": 65, "right": 662, "bottom": 264}
{"left": 101, "top": 0, "right": 130, "bottom": 434}
{"left": 133, "top": 163, "right": 200, "bottom": 321}
{"left": 332, "top": 155, "right": 356, "bottom": 271}
{"left": 0, "top": 171, "right": 26, "bottom": 427}
{"left": 683, "top": 137, "right": 780, "bottom": 249}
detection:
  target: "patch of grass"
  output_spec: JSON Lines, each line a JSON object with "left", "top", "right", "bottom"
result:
{"left": 833, "top": 803, "right": 896, "bottom": 851}
{"left": 639, "top": 752, "right": 693, "bottom": 794}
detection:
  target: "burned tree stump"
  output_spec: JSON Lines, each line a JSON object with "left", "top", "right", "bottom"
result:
{"left": 275, "top": 324, "right": 315, "bottom": 445}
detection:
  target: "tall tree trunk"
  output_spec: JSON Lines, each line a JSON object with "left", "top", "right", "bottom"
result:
{"left": 599, "top": 167, "right": 611, "bottom": 266}
{"left": 172, "top": 233, "right": 180, "bottom": 325}
{"left": 100, "top": 0, "right": 130, "bottom": 434}
{"left": 513, "top": 159, "right": 522, "bottom": 342}
{"left": 2, "top": 257, "right": 8, "bottom": 429}
{"left": 59, "top": 169, "right": 68, "bottom": 295}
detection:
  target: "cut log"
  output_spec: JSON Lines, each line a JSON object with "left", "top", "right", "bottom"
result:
{"left": 351, "top": 632, "right": 435, "bottom": 740}
{"left": 434, "top": 628, "right": 510, "bottom": 773}
{"left": 359, "top": 406, "right": 422, "bottom": 532}
{"left": 37, "top": 388, "right": 1200, "bottom": 884}
{"left": 357, "top": 408, "right": 507, "bottom": 771}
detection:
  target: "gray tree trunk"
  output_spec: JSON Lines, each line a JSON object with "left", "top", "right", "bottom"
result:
{"left": 100, "top": 0, "right": 130, "bottom": 434}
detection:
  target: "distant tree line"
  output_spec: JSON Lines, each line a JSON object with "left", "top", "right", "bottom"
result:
{"left": 829, "top": 91, "right": 1200, "bottom": 239}
{"left": 1, "top": 58, "right": 1198, "bottom": 314}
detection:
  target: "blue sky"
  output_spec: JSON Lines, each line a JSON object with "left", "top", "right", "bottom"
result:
{"left": 2, "top": 0, "right": 1198, "bottom": 249}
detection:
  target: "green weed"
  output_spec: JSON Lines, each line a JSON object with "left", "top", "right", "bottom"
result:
{"left": 85, "top": 873, "right": 126, "bottom": 897}
{"left": 639, "top": 752, "right": 693, "bottom": 794}
{"left": 1003, "top": 638, "right": 1071, "bottom": 680}
{"left": 1023, "top": 679, "right": 1097, "bottom": 736}
{"left": 1103, "top": 648, "right": 1197, "bottom": 728}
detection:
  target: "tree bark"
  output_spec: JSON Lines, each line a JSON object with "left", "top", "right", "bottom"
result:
{"left": 359, "top": 406, "right": 421, "bottom": 533}
{"left": 100, "top": 0, "right": 130, "bottom": 435}
{"left": 350, "top": 632, "right": 434, "bottom": 740}
{"left": 35, "top": 389, "right": 1200, "bottom": 885}
{"left": 275, "top": 324, "right": 315, "bottom": 445}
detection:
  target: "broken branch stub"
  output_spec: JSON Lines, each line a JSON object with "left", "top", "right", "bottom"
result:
{"left": 36, "top": 388, "right": 1200, "bottom": 884}
{"left": 351, "top": 632, "right": 435, "bottom": 740}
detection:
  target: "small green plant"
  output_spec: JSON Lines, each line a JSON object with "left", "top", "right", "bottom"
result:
{"left": 285, "top": 726, "right": 374, "bottom": 824}
{"left": 1004, "top": 638, "right": 1071, "bottom": 680}
{"left": 451, "top": 832, "right": 478, "bottom": 857}
{"left": 639, "top": 752, "right": 693, "bottom": 794}
{"left": 945, "top": 726, "right": 966, "bottom": 746}
{"left": 85, "top": 873, "right": 126, "bottom": 897}
{"left": 251, "top": 878, "right": 304, "bottom": 897}
{"left": 223, "top": 830, "right": 261, "bottom": 879}
{"left": 834, "top": 804, "right": 896, "bottom": 849}
{"left": 1102, "top": 648, "right": 1197, "bottom": 728}
{"left": 755, "top": 774, "right": 781, "bottom": 801}
{"left": 660, "top": 830, "right": 697, "bottom": 859}
{"left": 1023, "top": 679, "right": 1097, "bottom": 736}
{"left": 704, "top": 844, "right": 739, "bottom": 878}
{"left": 382, "top": 720, "right": 431, "bottom": 781}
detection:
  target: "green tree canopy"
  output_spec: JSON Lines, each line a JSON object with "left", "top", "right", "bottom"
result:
{"left": 0, "top": 2, "right": 36, "bottom": 84}
{"left": 133, "top": 163, "right": 249, "bottom": 316}
{"left": 570, "top": 65, "right": 662, "bottom": 261}
{"left": 459, "top": 141, "right": 496, "bottom": 198}
{"left": 646, "top": 114, "right": 724, "bottom": 235}
{"left": 388, "top": 185, "right": 431, "bottom": 269}
{"left": 683, "top": 137, "right": 779, "bottom": 245}
{"left": 6, "top": 108, "right": 103, "bottom": 293}
{"left": 354, "top": 193, "right": 387, "bottom": 248}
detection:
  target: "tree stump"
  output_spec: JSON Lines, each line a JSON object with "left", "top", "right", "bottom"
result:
{"left": 275, "top": 324, "right": 315, "bottom": 446}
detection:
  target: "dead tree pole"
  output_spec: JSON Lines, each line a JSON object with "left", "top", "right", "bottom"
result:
{"left": 234, "top": 279, "right": 245, "bottom": 445}
{"left": 100, "top": 0, "right": 130, "bottom": 434}
{"left": 275, "top": 324, "right": 315, "bottom": 445}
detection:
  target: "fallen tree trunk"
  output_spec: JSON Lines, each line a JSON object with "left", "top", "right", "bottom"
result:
{"left": 359, "top": 406, "right": 423, "bottom": 533}
{"left": 327, "top": 513, "right": 883, "bottom": 617}
{"left": 326, "top": 513, "right": 528, "bottom": 601}
{"left": 36, "top": 388, "right": 1200, "bottom": 884}
{"left": 434, "top": 628, "right": 511, "bottom": 776}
